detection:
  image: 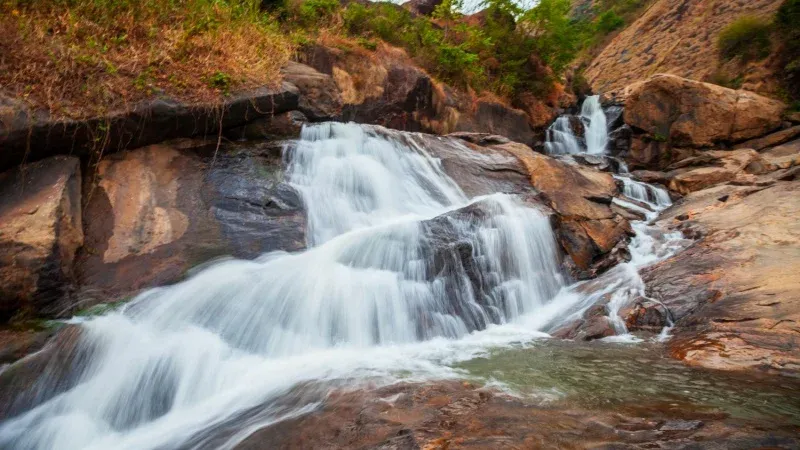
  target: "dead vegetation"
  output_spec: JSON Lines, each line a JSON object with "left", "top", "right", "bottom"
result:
{"left": 0, "top": 0, "right": 292, "bottom": 119}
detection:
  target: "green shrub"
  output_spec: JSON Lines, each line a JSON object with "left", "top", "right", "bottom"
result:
{"left": 595, "top": 10, "right": 624, "bottom": 34}
{"left": 297, "top": 0, "right": 339, "bottom": 26}
{"left": 718, "top": 16, "right": 773, "bottom": 61}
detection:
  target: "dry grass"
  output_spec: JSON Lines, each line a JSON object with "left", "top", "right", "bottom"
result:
{"left": 0, "top": 0, "right": 292, "bottom": 119}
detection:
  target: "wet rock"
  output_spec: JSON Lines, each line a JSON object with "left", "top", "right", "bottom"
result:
{"left": 644, "top": 181, "right": 800, "bottom": 375}
{"left": 235, "top": 381, "right": 798, "bottom": 449}
{"left": 623, "top": 299, "right": 669, "bottom": 333}
{"left": 0, "top": 156, "right": 82, "bottom": 322}
{"left": 281, "top": 62, "right": 343, "bottom": 120}
{"left": 631, "top": 170, "right": 670, "bottom": 185}
{"left": 77, "top": 140, "right": 305, "bottom": 306}
{"left": 624, "top": 74, "right": 785, "bottom": 148}
{"left": 412, "top": 133, "right": 534, "bottom": 198}
{"left": 225, "top": 111, "right": 308, "bottom": 141}
{"left": 0, "top": 326, "right": 84, "bottom": 421}
{"left": 608, "top": 123, "right": 632, "bottom": 156}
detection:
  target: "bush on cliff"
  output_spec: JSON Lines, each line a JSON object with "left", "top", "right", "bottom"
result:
{"left": 717, "top": 15, "right": 773, "bottom": 62}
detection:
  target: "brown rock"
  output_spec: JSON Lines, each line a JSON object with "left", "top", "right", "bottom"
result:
{"left": 666, "top": 149, "right": 771, "bottom": 194}
{"left": 281, "top": 62, "right": 343, "bottom": 120}
{"left": 733, "top": 125, "right": 800, "bottom": 151}
{"left": 0, "top": 156, "right": 82, "bottom": 321}
{"left": 235, "top": 379, "right": 799, "bottom": 449}
{"left": 624, "top": 74, "right": 785, "bottom": 148}
{"left": 644, "top": 181, "right": 800, "bottom": 375}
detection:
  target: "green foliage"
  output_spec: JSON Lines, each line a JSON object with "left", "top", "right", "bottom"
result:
{"left": 521, "top": 0, "right": 580, "bottom": 75}
{"left": 207, "top": 71, "right": 232, "bottom": 93}
{"left": 296, "top": 0, "right": 339, "bottom": 26}
{"left": 718, "top": 15, "right": 773, "bottom": 61}
{"left": 595, "top": 10, "right": 624, "bottom": 34}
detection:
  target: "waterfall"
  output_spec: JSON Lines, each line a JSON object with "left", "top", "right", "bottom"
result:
{"left": 0, "top": 123, "right": 568, "bottom": 450}
{"left": 544, "top": 95, "right": 608, "bottom": 155}
{"left": 0, "top": 122, "right": 686, "bottom": 449}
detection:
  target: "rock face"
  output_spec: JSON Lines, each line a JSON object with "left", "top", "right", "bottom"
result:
{"left": 644, "top": 181, "right": 800, "bottom": 375}
{"left": 0, "top": 157, "right": 82, "bottom": 321}
{"left": 624, "top": 75, "right": 785, "bottom": 148}
{"left": 77, "top": 140, "right": 306, "bottom": 306}
{"left": 300, "top": 45, "right": 545, "bottom": 147}
{"left": 585, "top": 0, "right": 785, "bottom": 94}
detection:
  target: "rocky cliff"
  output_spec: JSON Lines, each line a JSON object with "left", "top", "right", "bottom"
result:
{"left": 585, "top": 0, "right": 784, "bottom": 95}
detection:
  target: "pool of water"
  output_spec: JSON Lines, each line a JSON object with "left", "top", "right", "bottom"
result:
{"left": 455, "top": 339, "right": 800, "bottom": 426}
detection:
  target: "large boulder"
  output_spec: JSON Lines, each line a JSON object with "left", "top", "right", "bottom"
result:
{"left": 0, "top": 156, "right": 82, "bottom": 322}
{"left": 77, "top": 140, "right": 306, "bottom": 306}
{"left": 280, "top": 62, "right": 343, "bottom": 120}
{"left": 643, "top": 180, "right": 800, "bottom": 375}
{"left": 624, "top": 74, "right": 785, "bottom": 148}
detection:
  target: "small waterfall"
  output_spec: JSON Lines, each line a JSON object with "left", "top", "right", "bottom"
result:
{"left": 581, "top": 96, "right": 608, "bottom": 155}
{"left": 544, "top": 95, "right": 608, "bottom": 155}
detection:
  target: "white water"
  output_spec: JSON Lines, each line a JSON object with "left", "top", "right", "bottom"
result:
{"left": 0, "top": 122, "right": 683, "bottom": 449}
{"left": 544, "top": 95, "right": 608, "bottom": 155}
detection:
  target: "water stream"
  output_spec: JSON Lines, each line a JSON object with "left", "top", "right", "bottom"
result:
{"left": 0, "top": 121, "right": 691, "bottom": 449}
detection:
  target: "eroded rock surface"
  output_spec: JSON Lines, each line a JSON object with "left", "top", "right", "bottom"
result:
{"left": 77, "top": 140, "right": 305, "bottom": 306}
{"left": 585, "top": 0, "right": 785, "bottom": 95}
{"left": 0, "top": 156, "right": 82, "bottom": 321}
{"left": 644, "top": 181, "right": 800, "bottom": 375}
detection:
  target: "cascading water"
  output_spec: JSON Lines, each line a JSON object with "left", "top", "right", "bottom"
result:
{"left": 0, "top": 122, "right": 685, "bottom": 450}
{"left": 544, "top": 95, "right": 608, "bottom": 155}
{"left": 581, "top": 95, "right": 608, "bottom": 155}
{"left": 0, "top": 123, "right": 569, "bottom": 450}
